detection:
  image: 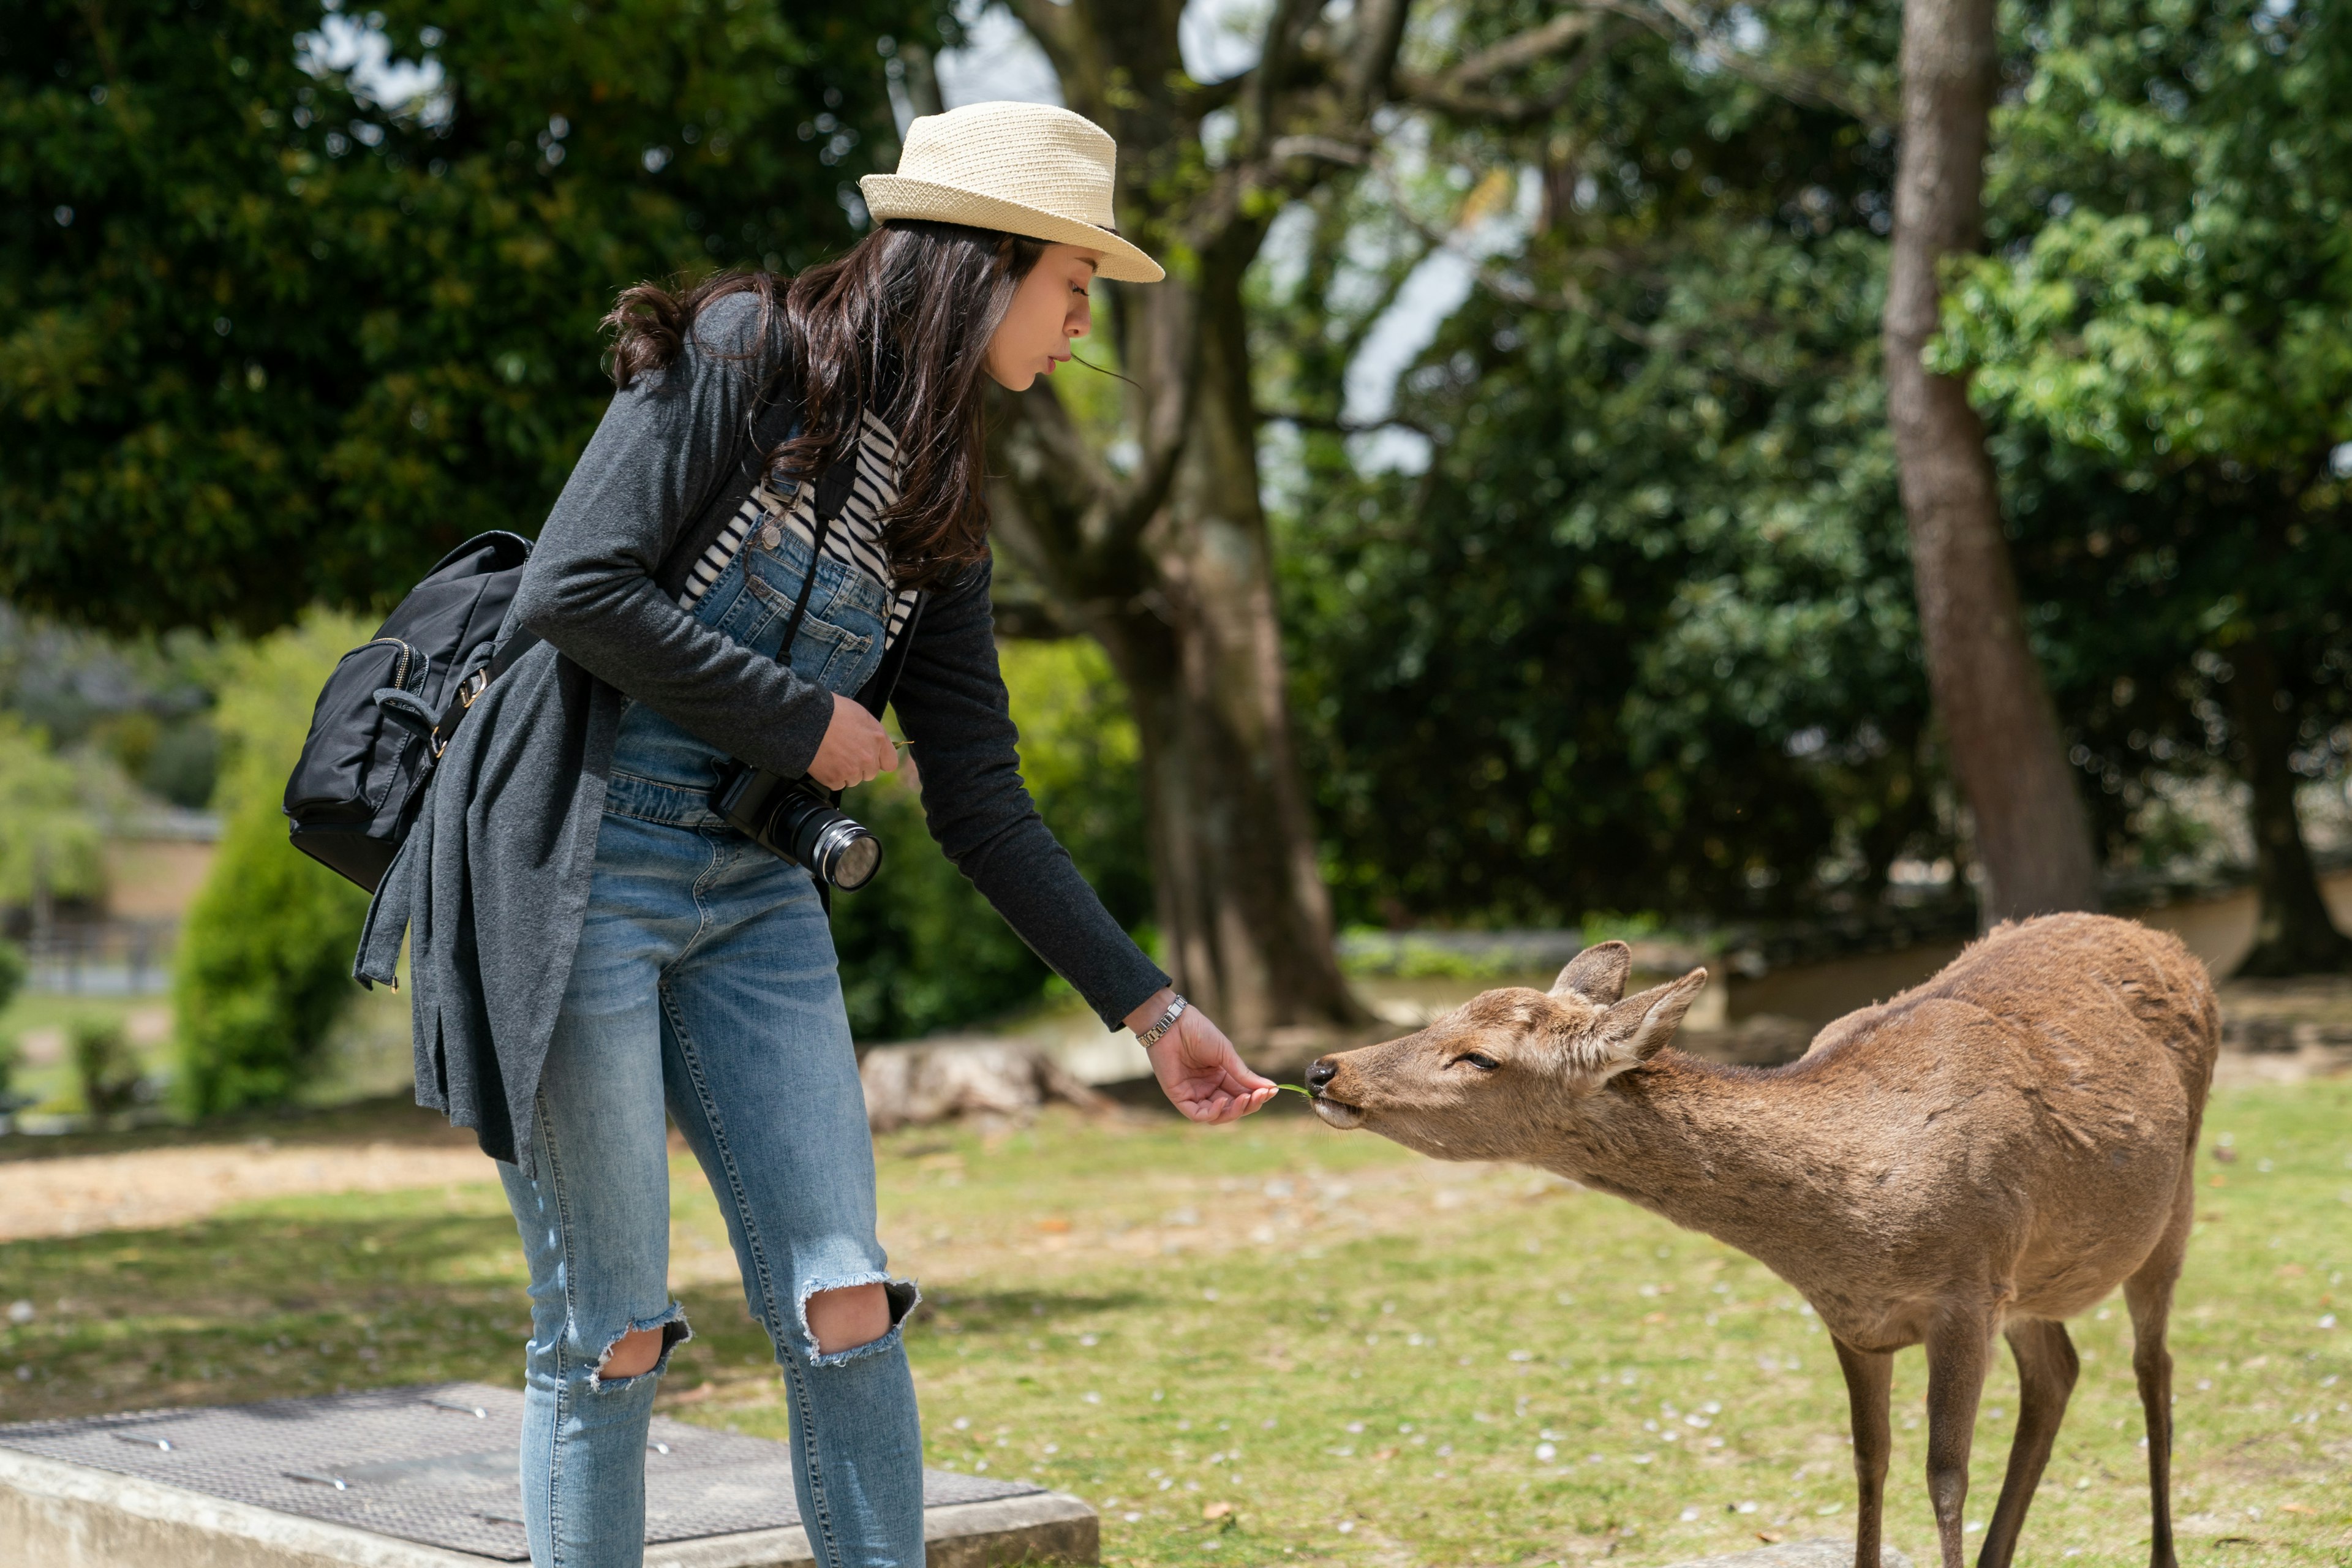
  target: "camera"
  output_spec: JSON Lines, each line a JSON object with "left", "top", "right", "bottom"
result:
{"left": 709, "top": 763, "right": 884, "bottom": 891}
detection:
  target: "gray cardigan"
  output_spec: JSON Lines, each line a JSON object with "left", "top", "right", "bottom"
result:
{"left": 354, "top": 292, "right": 1169, "bottom": 1172}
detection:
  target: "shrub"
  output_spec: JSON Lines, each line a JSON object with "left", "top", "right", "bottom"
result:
{"left": 0, "top": 936, "right": 24, "bottom": 1016}
{"left": 70, "top": 1019, "right": 142, "bottom": 1117}
{"left": 0, "top": 938, "right": 23, "bottom": 1114}
{"left": 174, "top": 612, "right": 374, "bottom": 1115}
{"left": 0, "top": 715, "right": 108, "bottom": 908}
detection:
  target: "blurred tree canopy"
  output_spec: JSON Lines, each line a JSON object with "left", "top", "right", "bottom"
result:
{"left": 1266, "top": 0, "right": 2352, "bottom": 960}
{"left": 1, "top": 0, "right": 938, "bottom": 633}
{"left": 9, "top": 0, "right": 2352, "bottom": 1007}
{"left": 1273, "top": 2, "right": 1936, "bottom": 927}
{"left": 1947, "top": 0, "right": 2352, "bottom": 968}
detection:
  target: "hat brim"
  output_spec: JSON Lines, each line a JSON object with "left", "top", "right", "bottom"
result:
{"left": 858, "top": 175, "right": 1166, "bottom": 283}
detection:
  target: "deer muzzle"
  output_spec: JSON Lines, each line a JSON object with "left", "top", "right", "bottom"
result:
{"left": 1305, "top": 1055, "right": 1364, "bottom": 1129}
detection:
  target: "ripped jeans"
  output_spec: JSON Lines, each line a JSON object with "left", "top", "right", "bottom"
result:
{"left": 498, "top": 789, "right": 921, "bottom": 1568}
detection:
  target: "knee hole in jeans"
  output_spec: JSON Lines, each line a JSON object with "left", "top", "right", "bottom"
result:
{"left": 805, "top": 1284, "right": 892, "bottom": 1355}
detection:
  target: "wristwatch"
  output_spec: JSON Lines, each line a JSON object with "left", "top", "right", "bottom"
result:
{"left": 1135, "top": 994, "right": 1189, "bottom": 1049}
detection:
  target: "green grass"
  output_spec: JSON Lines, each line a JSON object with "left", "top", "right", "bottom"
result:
{"left": 2, "top": 1085, "right": 2347, "bottom": 1567}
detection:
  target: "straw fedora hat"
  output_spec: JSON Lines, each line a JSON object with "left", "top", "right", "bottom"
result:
{"left": 860, "top": 102, "right": 1165, "bottom": 284}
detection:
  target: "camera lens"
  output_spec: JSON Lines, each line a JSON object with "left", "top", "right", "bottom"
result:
{"left": 784, "top": 797, "right": 882, "bottom": 891}
{"left": 823, "top": 826, "right": 883, "bottom": 891}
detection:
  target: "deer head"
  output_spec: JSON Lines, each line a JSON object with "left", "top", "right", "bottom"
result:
{"left": 1306, "top": 941, "right": 1709, "bottom": 1163}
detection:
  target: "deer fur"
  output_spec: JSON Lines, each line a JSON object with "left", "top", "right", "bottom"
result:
{"left": 1306, "top": 913, "right": 2217, "bottom": 1568}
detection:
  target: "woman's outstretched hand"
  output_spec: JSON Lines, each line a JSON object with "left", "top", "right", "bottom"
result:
{"left": 1126, "top": 989, "right": 1276, "bottom": 1123}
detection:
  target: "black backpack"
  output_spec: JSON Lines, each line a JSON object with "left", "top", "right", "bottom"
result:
{"left": 282, "top": 532, "right": 538, "bottom": 892}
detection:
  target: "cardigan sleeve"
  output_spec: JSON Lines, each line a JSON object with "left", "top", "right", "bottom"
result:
{"left": 508, "top": 292, "right": 834, "bottom": 780}
{"left": 888, "top": 555, "right": 1172, "bottom": 1030}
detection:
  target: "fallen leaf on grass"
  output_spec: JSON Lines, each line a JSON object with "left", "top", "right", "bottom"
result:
{"left": 1203, "top": 1501, "right": 1232, "bottom": 1520}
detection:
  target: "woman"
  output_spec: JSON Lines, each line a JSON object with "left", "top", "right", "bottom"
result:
{"left": 355, "top": 101, "right": 1276, "bottom": 1568}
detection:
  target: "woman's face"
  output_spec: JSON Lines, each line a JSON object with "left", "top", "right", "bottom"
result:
{"left": 984, "top": 244, "right": 1100, "bottom": 391}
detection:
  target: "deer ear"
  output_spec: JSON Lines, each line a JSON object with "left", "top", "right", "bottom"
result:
{"left": 1552, "top": 941, "right": 1632, "bottom": 1005}
{"left": 1591, "top": 967, "right": 1708, "bottom": 1072}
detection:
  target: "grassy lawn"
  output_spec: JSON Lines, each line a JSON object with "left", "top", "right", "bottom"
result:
{"left": 2, "top": 1082, "right": 2346, "bottom": 1568}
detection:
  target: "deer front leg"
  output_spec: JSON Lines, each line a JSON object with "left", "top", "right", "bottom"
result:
{"left": 1922, "top": 1312, "right": 1995, "bottom": 1568}
{"left": 1977, "top": 1317, "right": 2079, "bottom": 1568}
{"left": 1833, "top": 1337, "right": 1894, "bottom": 1568}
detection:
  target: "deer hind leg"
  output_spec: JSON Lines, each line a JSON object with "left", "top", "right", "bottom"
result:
{"left": 1922, "top": 1311, "right": 1996, "bottom": 1568}
{"left": 1975, "top": 1317, "right": 2078, "bottom": 1568}
{"left": 2126, "top": 1174, "right": 2193, "bottom": 1568}
{"left": 1833, "top": 1338, "right": 1894, "bottom": 1568}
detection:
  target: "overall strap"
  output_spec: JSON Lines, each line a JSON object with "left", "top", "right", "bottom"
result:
{"left": 771, "top": 505, "right": 835, "bottom": 666}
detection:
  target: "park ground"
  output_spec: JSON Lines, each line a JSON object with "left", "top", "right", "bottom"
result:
{"left": 3, "top": 1077, "right": 2348, "bottom": 1568}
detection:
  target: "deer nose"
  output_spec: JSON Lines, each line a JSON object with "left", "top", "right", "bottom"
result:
{"left": 1305, "top": 1058, "right": 1339, "bottom": 1093}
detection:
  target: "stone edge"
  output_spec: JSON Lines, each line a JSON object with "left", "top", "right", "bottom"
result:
{"left": 0, "top": 1445, "right": 1098, "bottom": 1568}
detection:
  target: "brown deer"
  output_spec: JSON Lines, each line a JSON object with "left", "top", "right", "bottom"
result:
{"left": 1305, "top": 913, "right": 2216, "bottom": 1568}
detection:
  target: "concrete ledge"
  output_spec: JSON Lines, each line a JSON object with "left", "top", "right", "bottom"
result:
{"left": 0, "top": 1446, "right": 1097, "bottom": 1568}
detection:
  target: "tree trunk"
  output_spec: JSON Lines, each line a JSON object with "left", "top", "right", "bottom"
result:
{"left": 1883, "top": 0, "right": 2101, "bottom": 923}
{"left": 2226, "top": 640, "right": 2352, "bottom": 976}
{"left": 991, "top": 235, "right": 1363, "bottom": 1041}
{"left": 1114, "top": 251, "right": 1360, "bottom": 1037}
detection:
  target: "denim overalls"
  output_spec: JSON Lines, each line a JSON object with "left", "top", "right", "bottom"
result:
{"left": 496, "top": 514, "right": 924, "bottom": 1568}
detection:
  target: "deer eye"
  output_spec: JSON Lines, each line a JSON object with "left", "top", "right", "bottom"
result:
{"left": 1453, "top": 1052, "right": 1499, "bottom": 1072}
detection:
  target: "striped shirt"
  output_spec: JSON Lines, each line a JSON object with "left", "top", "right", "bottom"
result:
{"left": 679, "top": 408, "right": 921, "bottom": 650}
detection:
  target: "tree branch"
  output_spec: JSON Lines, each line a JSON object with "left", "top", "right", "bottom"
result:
{"left": 1245, "top": 0, "right": 1330, "bottom": 162}
{"left": 1343, "top": 0, "right": 1414, "bottom": 111}
{"left": 1442, "top": 10, "right": 1604, "bottom": 91}
{"left": 1589, "top": 0, "right": 1894, "bottom": 127}
{"left": 1259, "top": 408, "right": 1436, "bottom": 438}
{"left": 1366, "top": 157, "right": 1657, "bottom": 346}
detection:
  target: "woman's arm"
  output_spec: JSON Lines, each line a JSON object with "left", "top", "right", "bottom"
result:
{"left": 507, "top": 292, "right": 835, "bottom": 780}
{"left": 891, "top": 559, "right": 1273, "bottom": 1121}
{"left": 888, "top": 556, "right": 1172, "bottom": 1024}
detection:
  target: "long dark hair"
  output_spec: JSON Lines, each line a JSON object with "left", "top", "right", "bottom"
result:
{"left": 603, "top": 222, "right": 1047, "bottom": 587}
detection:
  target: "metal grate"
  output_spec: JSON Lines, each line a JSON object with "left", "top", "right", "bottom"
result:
{"left": 0, "top": 1382, "right": 1041, "bottom": 1561}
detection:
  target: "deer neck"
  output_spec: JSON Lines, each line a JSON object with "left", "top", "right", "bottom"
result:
{"left": 1532, "top": 1053, "right": 1845, "bottom": 1276}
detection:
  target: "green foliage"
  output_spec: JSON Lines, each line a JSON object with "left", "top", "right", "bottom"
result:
{"left": 0, "top": 938, "right": 24, "bottom": 1017}
{"left": 1945, "top": 0, "right": 2352, "bottom": 481}
{"left": 0, "top": 715, "right": 109, "bottom": 907}
{"left": 68, "top": 1018, "right": 141, "bottom": 1117}
{"left": 1275, "top": 17, "right": 1932, "bottom": 927}
{"left": 1943, "top": 0, "right": 2352, "bottom": 865}
{"left": 0, "top": 940, "right": 24, "bottom": 1108}
{"left": 0, "top": 613, "right": 221, "bottom": 809}
{"left": 173, "top": 612, "right": 374, "bottom": 1115}
{"left": 834, "top": 638, "right": 1152, "bottom": 1041}
{"left": 2, "top": 0, "right": 940, "bottom": 633}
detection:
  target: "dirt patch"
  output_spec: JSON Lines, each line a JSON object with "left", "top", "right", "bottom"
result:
{"left": 0, "top": 1139, "right": 496, "bottom": 1241}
